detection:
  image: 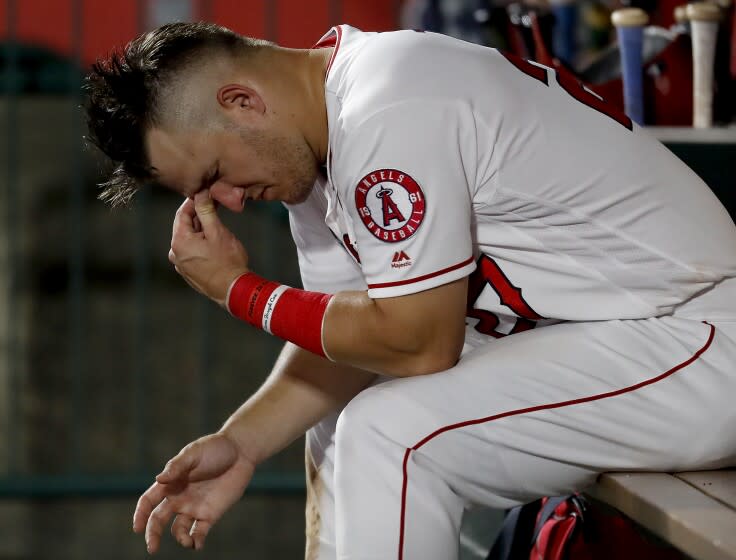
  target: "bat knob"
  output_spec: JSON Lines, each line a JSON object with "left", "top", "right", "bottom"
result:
{"left": 686, "top": 2, "right": 722, "bottom": 22}
{"left": 674, "top": 5, "right": 689, "bottom": 24}
{"left": 611, "top": 7, "right": 650, "bottom": 27}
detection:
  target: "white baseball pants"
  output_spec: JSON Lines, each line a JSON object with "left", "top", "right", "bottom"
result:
{"left": 305, "top": 315, "right": 736, "bottom": 560}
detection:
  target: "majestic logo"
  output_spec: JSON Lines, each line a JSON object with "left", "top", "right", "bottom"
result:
{"left": 354, "top": 169, "right": 425, "bottom": 243}
{"left": 391, "top": 251, "right": 412, "bottom": 269}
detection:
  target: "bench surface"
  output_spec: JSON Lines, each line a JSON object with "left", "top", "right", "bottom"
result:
{"left": 587, "top": 469, "right": 736, "bottom": 560}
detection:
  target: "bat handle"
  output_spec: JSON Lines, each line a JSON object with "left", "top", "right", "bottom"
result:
{"left": 612, "top": 8, "right": 649, "bottom": 125}
{"left": 687, "top": 2, "right": 722, "bottom": 128}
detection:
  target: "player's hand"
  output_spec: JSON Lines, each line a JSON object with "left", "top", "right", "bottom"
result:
{"left": 133, "top": 432, "right": 255, "bottom": 554}
{"left": 169, "top": 189, "right": 249, "bottom": 307}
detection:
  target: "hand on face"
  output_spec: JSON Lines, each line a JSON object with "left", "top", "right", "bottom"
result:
{"left": 132, "top": 433, "right": 255, "bottom": 554}
{"left": 169, "top": 189, "right": 250, "bottom": 307}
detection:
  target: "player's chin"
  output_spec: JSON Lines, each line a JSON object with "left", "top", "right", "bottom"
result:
{"left": 277, "top": 184, "right": 312, "bottom": 205}
{"left": 240, "top": 183, "right": 308, "bottom": 206}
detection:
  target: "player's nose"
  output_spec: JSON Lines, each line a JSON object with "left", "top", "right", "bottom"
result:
{"left": 210, "top": 183, "right": 245, "bottom": 212}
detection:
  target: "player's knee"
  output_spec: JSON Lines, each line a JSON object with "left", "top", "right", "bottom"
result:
{"left": 335, "top": 384, "right": 392, "bottom": 453}
{"left": 335, "top": 378, "right": 432, "bottom": 463}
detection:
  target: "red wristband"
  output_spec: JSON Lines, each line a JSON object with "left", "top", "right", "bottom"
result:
{"left": 227, "top": 273, "right": 333, "bottom": 358}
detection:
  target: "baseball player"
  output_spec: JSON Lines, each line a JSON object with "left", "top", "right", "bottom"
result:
{"left": 84, "top": 22, "right": 736, "bottom": 560}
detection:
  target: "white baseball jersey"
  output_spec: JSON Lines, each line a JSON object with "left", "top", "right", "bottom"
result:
{"left": 293, "top": 27, "right": 736, "bottom": 560}
{"left": 288, "top": 25, "right": 736, "bottom": 336}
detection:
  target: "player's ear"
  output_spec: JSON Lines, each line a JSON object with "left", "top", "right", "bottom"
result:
{"left": 217, "top": 84, "right": 266, "bottom": 115}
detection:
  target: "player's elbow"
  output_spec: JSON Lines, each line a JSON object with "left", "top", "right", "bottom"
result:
{"left": 402, "top": 351, "right": 460, "bottom": 376}
{"left": 382, "top": 309, "right": 466, "bottom": 377}
{"left": 395, "top": 334, "right": 464, "bottom": 377}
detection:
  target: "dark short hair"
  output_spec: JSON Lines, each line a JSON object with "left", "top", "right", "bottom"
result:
{"left": 83, "top": 21, "right": 269, "bottom": 206}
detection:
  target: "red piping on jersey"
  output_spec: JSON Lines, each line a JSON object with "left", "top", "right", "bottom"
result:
{"left": 311, "top": 26, "right": 342, "bottom": 80}
{"left": 368, "top": 256, "right": 474, "bottom": 290}
{"left": 311, "top": 31, "right": 337, "bottom": 49}
{"left": 397, "top": 322, "right": 716, "bottom": 559}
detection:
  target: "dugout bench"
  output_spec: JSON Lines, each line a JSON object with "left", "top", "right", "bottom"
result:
{"left": 586, "top": 469, "right": 736, "bottom": 560}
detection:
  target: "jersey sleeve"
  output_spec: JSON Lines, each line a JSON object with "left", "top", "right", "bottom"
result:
{"left": 286, "top": 182, "right": 367, "bottom": 294}
{"left": 335, "top": 99, "right": 476, "bottom": 298}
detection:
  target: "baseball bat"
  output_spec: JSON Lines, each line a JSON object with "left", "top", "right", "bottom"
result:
{"left": 674, "top": 4, "right": 688, "bottom": 23}
{"left": 612, "top": 8, "right": 649, "bottom": 125}
{"left": 549, "top": 0, "right": 578, "bottom": 66}
{"left": 686, "top": 2, "right": 722, "bottom": 127}
{"left": 673, "top": 4, "right": 690, "bottom": 33}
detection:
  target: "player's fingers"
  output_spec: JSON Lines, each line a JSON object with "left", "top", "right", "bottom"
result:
{"left": 193, "top": 189, "right": 221, "bottom": 235}
{"left": 171, "top": 513, "right": 195, "bottom": 549}
{"left": 145, "top": 497, "right": 175, "bottom": 554}
{"left": 133, "top": 482, "right": 169, "bottom": 534}
{"left": 190, "top": 518, "right": 213, "bottom": 551}
{"left": 172, "top": 198, "right": 197, "bottom": 239}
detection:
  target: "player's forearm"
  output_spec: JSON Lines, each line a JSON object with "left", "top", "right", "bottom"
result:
{"left": 227, "top": 273, "right": 467, "bottom": 377}
{"left": 219, "top": 342, "right": 376, "bottom": 466}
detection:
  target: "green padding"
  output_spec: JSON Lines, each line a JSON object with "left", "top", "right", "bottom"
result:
{"left": 664, "top": 141, "right": 736, "bottom": 222}
{"left": 0, "top": 472, "right": 305, "bottom": 499}
{"left": 0, "top": 42, "right": 83, "bottom": 94}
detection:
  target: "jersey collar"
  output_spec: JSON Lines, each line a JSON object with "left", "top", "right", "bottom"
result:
{"left": 311, "top": 26, "right": 343, "bottom": 81}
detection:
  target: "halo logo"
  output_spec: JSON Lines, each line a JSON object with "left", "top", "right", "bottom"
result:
{"left": 354, "top": 169, "right": 426, "bottom": 243}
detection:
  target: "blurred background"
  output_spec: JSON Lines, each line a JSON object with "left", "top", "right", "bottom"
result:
{"left": 0, "top": 1, "right": 733, "bottom": 559}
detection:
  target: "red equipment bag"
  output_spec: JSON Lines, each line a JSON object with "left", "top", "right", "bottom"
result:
{"left": 486, "top": 494, "right": 686, "bottom": 560}
{"left": 530, "top": 496, "right": 590, "bottom": 560}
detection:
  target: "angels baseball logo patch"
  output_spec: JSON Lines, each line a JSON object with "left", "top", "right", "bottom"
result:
{"left": 354, "top": 169, "right": 426, "bottom": 243}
